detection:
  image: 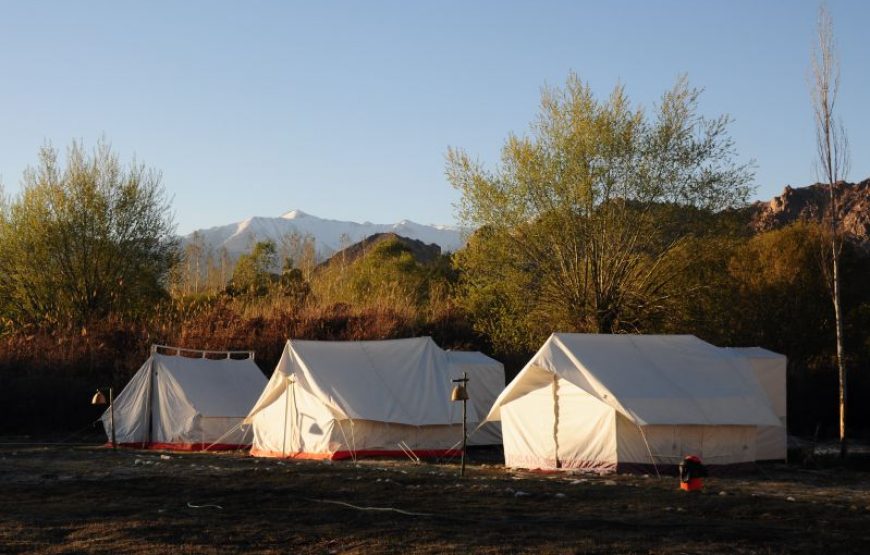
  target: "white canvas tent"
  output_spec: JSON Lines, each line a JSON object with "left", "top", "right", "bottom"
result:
{"left": 102, "top": 345, "right": 267, "bottom": 450}
{"left": 245, "top": 337, "right": 504, "bottom": 460}
{"left": 725, "top": 347, "right": 787, "bottom": 461}
{"left": 485, "top": 334, "right": 781, "bottom": 472}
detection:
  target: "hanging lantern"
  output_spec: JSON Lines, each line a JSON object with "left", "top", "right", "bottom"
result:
{"left": 91, "top": 389, "right": 108, "bottom": 405}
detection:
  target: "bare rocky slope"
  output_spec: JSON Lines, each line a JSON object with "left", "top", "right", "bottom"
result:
{"left": 752, "top": 178, "right": 870, "bottom": 249}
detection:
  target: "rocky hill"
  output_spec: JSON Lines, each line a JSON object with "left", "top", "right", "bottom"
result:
{"left": 752, "top": 178, "right": 870, "bottom": 248}
{"left": 315, "top": 232, "right": 443, "bottom": 272}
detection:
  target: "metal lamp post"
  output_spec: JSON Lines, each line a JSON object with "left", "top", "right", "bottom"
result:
{"left": 451, "top": 372, "right": 469, "bottom": 478}
{"left": 91, "top": 387, "right": 116, "bottom": 450}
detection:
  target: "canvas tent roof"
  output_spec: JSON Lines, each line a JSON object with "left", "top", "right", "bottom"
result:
{"left": 246, "top": 337, "right": 480, "bottom": 427}
{"left": 487, "top": 333, "right": 780, "bottom": 427}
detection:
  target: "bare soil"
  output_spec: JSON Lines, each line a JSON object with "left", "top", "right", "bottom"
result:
{"left": 1, "top": 445, "right": 869, "bottom": 554}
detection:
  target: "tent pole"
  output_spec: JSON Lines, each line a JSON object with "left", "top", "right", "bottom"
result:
{"left": 461, "top": 375, "right": 467, "bottom": 478}
{"left": 552, "top": 375, "right": 561, "bottom": 469}
{"left": 144, "top": 358, "right": 156, "bottom": 449}
{"left": 290, "top": 377, "right": 300, "bottom": 455}
{"left": 282, "top": 377, "right": 290, "bottom": 458}
{"left": 109, "top": 387, "right": 116, "bottom": 450}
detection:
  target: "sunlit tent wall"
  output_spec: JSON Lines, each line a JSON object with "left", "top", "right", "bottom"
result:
{"left": 725, "top": 347, "right": 788, "bottom": 461}
{"left": 101, "top": 346, "right": 267, "bottom": 450}
{"left": 245, "top": 337, "right": 504, "bottom": 460}
{"left": 485, "top": 334, "right": 781, "bottom": 473}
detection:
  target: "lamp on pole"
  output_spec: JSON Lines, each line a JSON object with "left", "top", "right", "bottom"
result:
{"left": 451, "top": 372, "right": 469, "bottom": 478}
{"left": 91, "top": 387, "right": 116, "bottom": 450}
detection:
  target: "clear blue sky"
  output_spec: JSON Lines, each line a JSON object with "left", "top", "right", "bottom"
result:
{"left": 0, "top": 1, "right": 867, "bottom": 234}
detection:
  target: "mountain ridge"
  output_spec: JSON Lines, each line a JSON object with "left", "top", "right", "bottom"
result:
{"left": 182, "top": 178, "right": 870, "bottom": 260}
{"left": 182, "top": 209, "right": 465, "bottom": 259}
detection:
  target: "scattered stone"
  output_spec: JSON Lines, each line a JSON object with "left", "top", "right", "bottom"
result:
{"left": 603, "top": 480, "right": 618, "bottom": 486}
{"left": 554, "top": 493, "right": 566, "bottom": 498}
{"left": 515, "top": 491, "right": 530, "bottom": 497}
{"left": 160, "top": 455, "right": 171, "bottom": 460}
{"left": 786, "top": 497, "right": 796, "bottom": 502}
{"left": 719, "top": 491, "right": 727, "bottom": 496}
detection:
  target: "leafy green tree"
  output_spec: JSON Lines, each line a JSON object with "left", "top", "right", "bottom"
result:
{"left": 447, "top": 73, "right": 754, "bottom": 347}
{"left": 0, "top": 141, "right": 176, "bottom": 327}
{"left": 229, "top": 240, "right": 278, "bottom": 297}
{"left": 727, "top": 222, "right": 831, "bottom": 351}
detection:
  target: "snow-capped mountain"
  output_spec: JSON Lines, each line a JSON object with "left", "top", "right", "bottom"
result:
{"left": 182, "top": 210, "right": 466, "bottom": 259}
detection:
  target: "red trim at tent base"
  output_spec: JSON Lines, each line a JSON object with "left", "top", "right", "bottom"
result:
{"left": 108, "top": 442, "right": 252, "bottom": 452}
{"left": 250, "top": 447, "right": 462, "bottom": 460}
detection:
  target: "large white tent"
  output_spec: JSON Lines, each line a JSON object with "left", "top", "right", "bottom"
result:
{"left": 485, "top": 334, "right": 781, "bottom": 472}
{"left": 245, "top": 337, "right": 504, "bottom": 460}
{"left": 725, "top": 347, "right": 788, "bottom": 461}
{"left": 102, "top": 345, "right": 267, "bottom": 450}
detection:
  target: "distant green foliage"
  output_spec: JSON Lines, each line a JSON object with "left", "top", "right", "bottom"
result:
{"left": 229, "top": 241, "right": 278, "bottom": 297}
{"left": 280, "top": 257, "right": 311, "bottom": 307}
{"left": 0, "top": 141, "right": 177, "bottom": 327}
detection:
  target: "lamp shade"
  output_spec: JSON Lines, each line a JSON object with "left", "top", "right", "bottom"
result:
{"left": 451, "top": 384, "right": 469, "bottom": 402}
{"left": 91, "top": 390, "right": 107, "bottom": 405}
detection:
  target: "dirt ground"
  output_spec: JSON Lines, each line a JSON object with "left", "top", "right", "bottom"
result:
{"left": 1, "top": 444, "right": 869, "bottom": 554}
